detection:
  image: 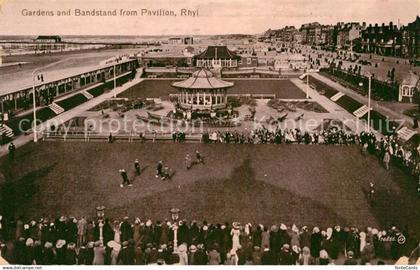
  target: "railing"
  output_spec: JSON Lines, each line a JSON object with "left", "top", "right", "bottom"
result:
{"left": 42, "top": 131, "right": 203, "bottom": 142}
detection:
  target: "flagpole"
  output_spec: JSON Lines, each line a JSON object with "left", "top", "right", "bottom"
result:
{"left": 32, "top": 71, "right": 38, "bottom": 142}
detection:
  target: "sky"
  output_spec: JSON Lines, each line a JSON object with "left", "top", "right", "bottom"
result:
{"left": 0, "top": 0, "right": 418, "bottom": 35}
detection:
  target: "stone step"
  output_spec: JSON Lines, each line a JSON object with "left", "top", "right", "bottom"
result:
{"left": 397, "top": 127, "right": 417, "bottom": 141}
{"left": 330, "top": 92, "right": 345, "bottom": 102}
{"left": 81, "top": 90, "right": 94, "bottom": 100}
{"left": 0, "top": 124, "right": 14, "bottom": 138}
{"left": 49, "top": 103, "right": 65, "bottom": 115}
{"left": 353, "top": 105, "right": 370, "bottom": 118}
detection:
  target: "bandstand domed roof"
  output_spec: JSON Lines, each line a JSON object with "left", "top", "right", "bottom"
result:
{"left": 172, "top": 69, "right": 234, "bottom": 89}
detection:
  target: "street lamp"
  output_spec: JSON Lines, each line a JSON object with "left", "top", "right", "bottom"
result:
{"left": 169, "top": 208, "right": 180, "bottom": 250}
{"left": 31, "top": 70, "right": 44, "bottom": 142}
{"left": 366, "top": 72, "right": 372, "bottom": 132}
{"left": 113, "top": 57, "right": 120, "bottom": 98}
{"left": 95, "top": 205, "right": 106, "bottom": 220}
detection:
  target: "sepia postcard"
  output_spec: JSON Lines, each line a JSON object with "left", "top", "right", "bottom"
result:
{"left": 0, "top": 0, "right": 419, "bottom": 268}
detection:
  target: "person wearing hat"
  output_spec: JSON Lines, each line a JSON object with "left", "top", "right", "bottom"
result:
{"left": 231, "top": 222, "right": 241, "bottom": 252}
{"left": 93, "top": 241, "right": 105, "bottom": 265}
{"left": 8, "top": 142, "right": 16, "bottom": 159}
{"left": 208, "top": 245, "right": 221, "bottom": 265}
{"left": 194, "top": 244, "right": 208, "bottom": 265}
{"left": 134, "top": 159, "right": 141, "bottom": 175}
{"left": 120, "top": 217, "right": 133, "bottom": 243}
{"left": 251, "top": 246, "right": 262, "bottom": 265}
{"left": 134, "top": 243, "right": 146, "bottom": 265}
{"left": 261, "top": 227, "right": 270, "bottom": 251}
{"left": 319, "top": 249, "right": 330, "bottom": 265}
{"left": 23, "top": 238, "right": 35, "bottom": 265}
{"left": 310, "top": 227, "right": 322, "bottom": 258}
{"left": 55, "top": 239, "right": 67, "bottom": 264}
{"left": 77, "top": 216, "right": 88, "bottom": 248}
{"left": 119, "top": 169, "right": 131, "bottom": 187}
{"left": 64, "top": 242, "right": 77, "bottom": 265}
{"left": 107, "top": 241, "right": 121, "bottom": 265}
{"left": 261, "top": 246, "right": 277, "bottom": 265}
{"left": 299, "top": 246, "right": 315, "bottom": 265}
{"left": 43, "top": 242, "right": 56, "bottom": 265}
{"left": 343, "top": 250, "right": 358, "bottom": 265}
{"left": 66, "top": 218, "right": 78, "bottom": 246}
{"left": 279, "top": 244, "right": 294, "bottom": 265}
{"left": 185, "top": 154, "right": 192, "bottom": 170}
{"left": 177, "top": 244, "right": 188, "bottom": 265}
{"left": 195, "top": 150, "right": 204, "bottom": 164}
{"left": 187, "top": 245, "right": 198, "bottom": 265}
{"left": 156, "top": 161, "right": 163, "bottom": 178}
{"left": 132, "top": 218, "right": 141, "bottom": 244}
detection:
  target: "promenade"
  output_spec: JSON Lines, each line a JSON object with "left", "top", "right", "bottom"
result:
{"left": 0, "top": 76, "right": 144, "bottom": 157}
{"left": 311, "top": 73, "right": 418, "bottom": 130}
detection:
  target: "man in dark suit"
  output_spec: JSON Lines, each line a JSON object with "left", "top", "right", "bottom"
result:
{"left": 119, "top": 169, "right": 131, "bottom": 187}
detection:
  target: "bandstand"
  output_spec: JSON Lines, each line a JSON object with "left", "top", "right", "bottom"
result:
{"left": 171, "top": 69, "right": 234, "bottom": 111}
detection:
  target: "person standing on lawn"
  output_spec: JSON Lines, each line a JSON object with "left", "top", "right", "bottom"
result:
{"left": 185, "top": 154, "right": 192, "bottom": 170}
{"left": 134, "top": 159, "right": 141, "bottom": 176}
{"left": 120, "top": 169, "right": 131, "bottom": 187}
{"left": 156, "top": 161, "right": 163, "bottom": 178}
{"left": 383, "top": 151, "right": 391, "bottom": 170}
{"left": 195, "top": 150, "right": 204, "bottom": 165}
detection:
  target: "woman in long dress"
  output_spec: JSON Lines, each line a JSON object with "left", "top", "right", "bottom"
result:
{"left": 113, "top": 221, "right": 121, "bottom": 244}
{"left": 231, "top": 222, "right": 241, "bottom": 251}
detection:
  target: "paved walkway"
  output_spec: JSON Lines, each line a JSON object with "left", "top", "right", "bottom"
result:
{"left": 0, "top": 76, "right": 145, "bottom": 157}
{"left": 311, "top": 73, "right": 417, "bottom": 130}
{"left": 291, "top": 78, "right": 379, "bottom": 136}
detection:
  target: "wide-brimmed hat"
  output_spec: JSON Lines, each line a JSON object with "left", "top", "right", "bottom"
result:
{"left": 56, "top": 239, "right": 66, "bottom": 249}
{"left": 87, "top": 241, "right": 94, "bottom": 248}
{"left": 44, "top": 242, "right": 53, "bottom": 249}
{"left": 25, "top": 238, "right": 34, "bottom": 247}
{"left": 280, "top": 224, "right": 287, "bottom": 231}
{"left": 232, "top": 222, "right": 240, "bottom": 229}
{"left": 189, "top": 245, "right": 197, "bottom": 252}
{"left": 177, "top": 244, "right": 187, "bottom": 253}
{"left": 59, "top": 216, "right": 66, "bottom": 222}
{"left": 320, "top": 249, "right": 329, "bottom": 259}
{"left": 94, "top": 241, "right": 102, "bottom": 247}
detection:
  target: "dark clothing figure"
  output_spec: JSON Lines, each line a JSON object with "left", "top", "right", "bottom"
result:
{"left": 8, "top": 143, "right": 15, "bottom": 159}
{"left": 156, "top": 162, "right": 163, "bottom": 178}
{"left": 134, "top": 160, "right": 141, "bottom": 175}
{"left": 120, "top": 169, "right": 130, "bottom": 186}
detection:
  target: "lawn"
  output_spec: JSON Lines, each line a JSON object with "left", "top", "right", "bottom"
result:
{"left": 119, "top": 79, "right": 307, "bottom": 99}
{"left": 0, "top": 142, "right": 419, "bottom": 236}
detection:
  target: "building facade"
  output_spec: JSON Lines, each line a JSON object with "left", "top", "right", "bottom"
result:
{"left": 195, "top": 46, "right": 240, "bottom": 69}
{"left": 360, "top": 22, "right": 403, "bottom": 56}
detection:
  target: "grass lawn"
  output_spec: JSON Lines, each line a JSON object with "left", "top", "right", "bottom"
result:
{"left": 119, "top": 79, "right": 307, "bottom": 99}
{"left": 0, "top": 142, "right": 419, "bottom": 235}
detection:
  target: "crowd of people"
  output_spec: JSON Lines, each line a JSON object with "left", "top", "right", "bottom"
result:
{"left": 203, "top": 127, "right": 364, "bottom": 145}
{"left": 0, "top": 216, "right": 418, "bottom": 265}
{"left": 203, "top": 127, "right": 420, "bottom": 181}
